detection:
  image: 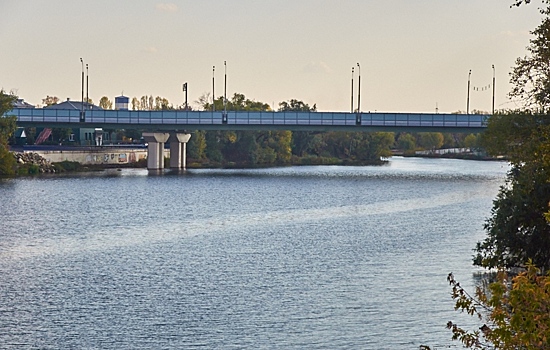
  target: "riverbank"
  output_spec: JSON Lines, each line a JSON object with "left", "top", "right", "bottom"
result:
{"left": 402, "top": 152, "right": 502, "bottom": 161}
{"left": 4, "top": 146, "right": 501, "bottom": 177}
{"left": 7, "top": 151, "right": 147, "bottom": 176}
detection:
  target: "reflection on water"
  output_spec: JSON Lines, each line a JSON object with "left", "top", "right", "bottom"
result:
{"left": 0, "top": 157, "right": 508, "bottom": 349}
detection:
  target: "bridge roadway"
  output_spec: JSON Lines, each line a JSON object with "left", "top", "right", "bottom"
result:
{"left": 9, "top": 108, "right": 487, "bottom": 133}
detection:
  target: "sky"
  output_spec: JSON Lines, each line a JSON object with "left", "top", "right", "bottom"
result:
{"left": 0, "top": 0, "right": 545, "bottom": 113}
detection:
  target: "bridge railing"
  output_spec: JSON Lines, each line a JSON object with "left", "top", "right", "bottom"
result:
{"left": 85, "top": 110, "right": 224, "bottom": 125}
{"left": 9, "top": 108, "right": 488, "bottom": 128}
{"left": 226, "top": 111, "right": 358, "bottom": 125}
{"left": 13, "top": 108, "right": 82, "bottom": 123}
{"left": 360, "top": 113, "right": 486, "bottom": 127}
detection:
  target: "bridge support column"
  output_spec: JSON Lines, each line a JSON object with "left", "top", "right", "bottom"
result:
{"left": 169, "top": 133, "right": 192, "bottom": 169}
{"left": 142, "top": 132, "right": 170, "bottom": 170}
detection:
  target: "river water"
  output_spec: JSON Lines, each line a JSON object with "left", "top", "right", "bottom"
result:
{"left": 0, "top": 157, "right": 509, "bottom": 349}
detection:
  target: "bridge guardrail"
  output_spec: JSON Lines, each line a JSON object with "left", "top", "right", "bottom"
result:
{"left": 8, "top": 109, "right": 488, "bottom": 128}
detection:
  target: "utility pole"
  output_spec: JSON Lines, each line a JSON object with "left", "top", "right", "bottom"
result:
{"left": 86, "top": 63, "right": 89, "bottom": 109}
{"left": 80, "top": 58, "right": 84, "bottom": 121}
{"left": 183, "top": 82, "right": 188, "bottom": 110}
{"left": 492, "top": 65, "right": 495, "bottom": 115}
{"left": 467, "top": 70, "right": 472, "bottom": 114}
{"left": 212, "top": 66, "right": 215, "bottom": 112}
{"left": 224, "top": 61, "right": 227, "bottom": 115}
{"left": 351, "top": 67, "right": 354, "bottom": 113}
{"left": 357, "top": 62, "right": 361, "bottom": 113}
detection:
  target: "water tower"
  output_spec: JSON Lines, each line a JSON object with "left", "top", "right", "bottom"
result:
{"left": 115, "top": 95, "right": 129, "bottom": 110}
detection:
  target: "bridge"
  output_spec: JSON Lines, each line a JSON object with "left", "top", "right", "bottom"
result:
{"left": 10, "top": 108, "right": 487, "bottom": 133}
{"left": 8, "top": 108, "right": 488, "bottom": 170}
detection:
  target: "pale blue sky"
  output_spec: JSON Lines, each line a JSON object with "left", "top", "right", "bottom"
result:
{"left": 0, "top": 1, "right": 543, "bottom": 112}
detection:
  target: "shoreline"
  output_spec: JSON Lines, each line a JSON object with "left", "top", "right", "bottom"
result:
{"left": 3, "top": 146, "right": 505, "bottom": 178}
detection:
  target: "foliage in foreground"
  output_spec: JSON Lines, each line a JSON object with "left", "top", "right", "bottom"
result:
{"left": 475, "top": 112, "right": 550, "bottom": 270}
{"left": 0, "top": 89, "right": 17, "bottom": 176}
{"left": 422, "top": 262, "right": 550, "bottom": 349}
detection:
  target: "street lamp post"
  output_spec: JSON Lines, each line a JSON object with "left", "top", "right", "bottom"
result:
{"left": 467, "top": 70, "right": 472, "bottom": 114}
{"left": 86, "top": 63, "right": 89, "bottom": 109}
{"left": 183, "top": 82, "right": 188, "bottom": 110}
{"left": 492, "top": 65, "right": 495, "bottom": 115}
{"left": 212, "top": 66, "right": 215, "bottom": 112}
{"left": 357, "top": 63, "right": 361, "bottom": 113}
{"left": 80, "top": 58, "right": 84, "bottom": 121}
{"left": 351, "top": 67, "right": 354, "bottom": 113}
{"left": 224, "top": 61, "right": 227, "bottom": 116}
{"left": 80, "top": 58, "right": 84, "bottom": 104}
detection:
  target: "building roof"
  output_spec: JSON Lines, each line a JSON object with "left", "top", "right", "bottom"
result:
{"left": 13, "top": 99, "right": 35, "bottom": 108}
{"left": 44, "top": 100, "right": 103, "bottom": 110}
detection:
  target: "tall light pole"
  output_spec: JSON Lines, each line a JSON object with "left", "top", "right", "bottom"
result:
{"left": 212, "top": 65, "right": 215, "bottom": 112}
{"left": 183, "top": 82, "right": 188, "bottom": 110}
{"left": 351, "top": 67, "right": 354, "bottom": 113}
{"left": 357, "top": 62, "right": 361, "bottom": 113}
{"left": 467, "top": 70, "right": 472, "bottom": 114}
{"left": 80, "top": 58, "right": 84, "bottom": 104}
{"left": 224, "top": 61, "right": 227, "bottom": 115}
{"left": 80, "top": 58, "right": 84, "bottom": 121}
{"left": 86, "top": 63, "right": 89, "bottom": 109}
{"left": 492, "top": 65, "right": 495, "bottom": 115}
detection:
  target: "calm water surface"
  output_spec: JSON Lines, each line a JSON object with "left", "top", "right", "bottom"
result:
{"left": 0, "top": 157, "right": 509, "bottom": 349}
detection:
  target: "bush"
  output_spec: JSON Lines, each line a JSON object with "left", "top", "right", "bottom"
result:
{"left": 53, "top": 161, "right": 82, "bottom": 172}
{"left": 27, "top": 164, "right": 40, "bottom": 174}
{"left": 15, "top": 164, "right": 40, "bottom": 176}
{"left": 428, "top": 262, "right": 550, "bottom": 349}
{"left": 299, "top": 155, "right": 341, "bottom": 165}
{"left": 0, "top": 147, "right": 16, "bottom": 176}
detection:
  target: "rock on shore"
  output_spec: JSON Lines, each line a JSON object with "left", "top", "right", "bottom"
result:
{"left": 14, "top": 152, "right": 56, "bottom": 173}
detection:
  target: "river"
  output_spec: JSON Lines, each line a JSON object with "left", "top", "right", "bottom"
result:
{"left": 0, "top": 157, "right": 509, "bottom": 349}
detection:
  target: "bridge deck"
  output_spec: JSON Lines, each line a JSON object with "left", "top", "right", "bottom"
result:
{"left": 8, "top": 109, "right": 488, "bottom": 133}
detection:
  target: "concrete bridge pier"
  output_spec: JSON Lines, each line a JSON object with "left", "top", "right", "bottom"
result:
{"left": 169, "top": 133, "right": 192, "bottom": 170}
{"left": 142, "top": 132, "right": 170, "bottom": 170}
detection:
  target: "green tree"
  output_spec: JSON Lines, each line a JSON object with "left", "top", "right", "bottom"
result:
{"left": 511, "top": 0, "right": 550, "bottom": 13}
{"left": 131, "top": 97, "right": 140, "bottom": 110}
{"left": 99, "top": 96, "right": 113, "bottom": 110}
{"left": 442, "top": 133, "right": 457, "bottom": 148}
{"left": 201, "top": 93, "right": 272, "bottom": 112}
{"left": 278, "top": 99, "right": 318, "bottom": 157}
{"left": 139, "top": 95, "right": 154, "bottom": 110}
{"left": 254, "top": 130, "right": 293, "bottom": 164}
{"left": 187, "top": 130, "right": 206, "bottom": 160}
{"left": 322, "top": 132, "right": 393, "bottom": 163}
{"left": 204, "top": 131, "right": 223, "bottom": 163}
{"left": 278, "top": 99, "right": 316, "bottom": 112}
{"left": 424, "top": 262, "right": 550, "bottom": 350}
{"left": 475, "top": 112, "right": 550, "bottom": 270}
{"left": 41, "top": 95, "right": 59, "bottom": 107}
{"left": 153, "top": 96, "right": 172, "bottom": 110}
{"left": 359, "top": 132, "right": 394, "bottom": 160}
{"left": 509, "top": 16, "right": 550, "bottom": 109}
{"left": 273, "top": 130, "right": 292, "bottom": 163}
{"left": 397, "top": 133, "right": 416, "bottom": 151}
{"left": 418, "top": 132, "right": 444, "bottom": 151}
{"left": 463, "top": 133, "right": 481, "bottom": 149}
{"left": 0, "top": 90, "right": 17, "bottom": 175}
{"left": 198, "top": 92, "right": 275, "bottom": 165}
